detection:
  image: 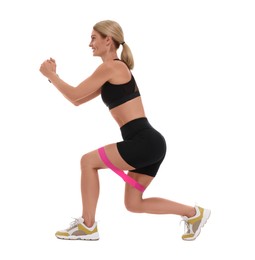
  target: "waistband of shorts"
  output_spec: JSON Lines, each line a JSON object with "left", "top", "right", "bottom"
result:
{"left": 120, "top": 117, "right": 152, "bottom": 139}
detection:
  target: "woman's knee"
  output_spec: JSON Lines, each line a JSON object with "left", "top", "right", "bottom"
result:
{"left": 124, "top": 192, "right": 143, "bottom": 213}
{"left": 80, "top": 150, "right": 106, "bottom": 171}
{"left": 80, "top": 152, "right": 96, "bottom": 171}
{"left": 81, "top": 153, "right": 90, "bottom": 167}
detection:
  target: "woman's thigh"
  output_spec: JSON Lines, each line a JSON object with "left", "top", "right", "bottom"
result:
{"left": 83, "top": 143, "right": 135, "bottom": 171}
{"left": 103, "top": 143, "right": 135, "bottom": 170}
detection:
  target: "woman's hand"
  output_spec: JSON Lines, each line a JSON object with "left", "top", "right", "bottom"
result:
{"left": 39, "top": 58, "right": 57, "bottom": 79}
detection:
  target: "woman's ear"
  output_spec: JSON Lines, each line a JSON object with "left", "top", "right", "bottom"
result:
{"left": 105, "top": 36, "right": 113, "bottom": 46}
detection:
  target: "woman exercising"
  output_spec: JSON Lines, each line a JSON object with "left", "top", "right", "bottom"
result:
{"left": 39, "top": 20, "right": 210, "bottom": 241}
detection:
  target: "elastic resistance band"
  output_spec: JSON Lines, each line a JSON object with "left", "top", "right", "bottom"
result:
{"left": 98, "top": 147, "right": 145, "bottom": 192}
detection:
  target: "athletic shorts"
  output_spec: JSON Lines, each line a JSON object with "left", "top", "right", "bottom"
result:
{"left": 117, "top": 117, "right": 167, "bottom": 177}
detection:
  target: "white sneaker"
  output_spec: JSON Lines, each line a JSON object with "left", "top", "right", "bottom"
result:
{"left": 181, "top": 206, "right": 211, "bottom": 241}
{"left": 55, "top": 217, "right": 99, "bottom": 240}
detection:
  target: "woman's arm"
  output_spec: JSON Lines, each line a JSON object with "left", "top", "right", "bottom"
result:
{"left": 39, "top": 58, "right": 111, "bottom": 105}
{"left": 72, "top": 89, "right": 101, "bottom": 106}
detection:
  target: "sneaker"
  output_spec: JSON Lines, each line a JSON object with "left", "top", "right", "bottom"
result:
{"left": 181, "top": 206, "right": 211, "bottom": 241}
{"left": 55, "top": 217, "right": 99, "bottom": 240}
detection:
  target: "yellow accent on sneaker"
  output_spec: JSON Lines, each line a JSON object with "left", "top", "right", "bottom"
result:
{"left": 55, "top": 231, "right": 69, "bottom": 237}
{"left": 187, "top": 207, "right": 204, "bottom": 224}
{"left": 78, "top": 224, "right": 98, "bottom": 234}
{"left": 182, "top": 233, "right": 195, "bottom": 239}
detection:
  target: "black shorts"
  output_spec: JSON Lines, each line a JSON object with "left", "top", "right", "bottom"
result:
{"left": 117, "top": 117, "right": 167, "bottom": 177}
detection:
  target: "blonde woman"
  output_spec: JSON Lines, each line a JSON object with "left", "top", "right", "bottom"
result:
{"left": 40, "top": 20, "right": 210, "bottom": 241}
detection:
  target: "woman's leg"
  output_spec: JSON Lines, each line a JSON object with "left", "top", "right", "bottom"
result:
{"left": 80, "top": 150, "right": 103, "bottom": 227}
{"left": 80, "top": 144, "right": 135, "bottom": 227}
{"left": 124, "top": 172, "right": 196, "bottom": 218}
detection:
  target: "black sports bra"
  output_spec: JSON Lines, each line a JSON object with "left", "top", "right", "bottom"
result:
{"left": 101, "top": 60, "right": 140, "bottom": 110}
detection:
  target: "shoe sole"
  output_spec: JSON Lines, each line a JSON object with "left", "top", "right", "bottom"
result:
{"left": 56, "top": 233, "right": 100, "bottom": 241}
{"left": 183, "top": 208, "right": 211, "bottom": 241}
{"left": 56, "top": 237, "right": 99, "bottom": 241}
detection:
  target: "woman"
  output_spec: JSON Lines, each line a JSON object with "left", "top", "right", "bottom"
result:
{"left": 39, "top": 20, "right": 210, "bottom": 241}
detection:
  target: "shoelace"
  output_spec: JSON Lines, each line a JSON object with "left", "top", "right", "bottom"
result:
{"left": 180, "top": 217, "right": 191, "bottom": 234}
{"left": 69, "top": 218, "right": 81, "bottom": 228}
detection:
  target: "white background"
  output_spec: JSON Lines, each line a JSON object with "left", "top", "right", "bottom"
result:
{"left": 0, "top": 0, "right": 254, "bottom": 259}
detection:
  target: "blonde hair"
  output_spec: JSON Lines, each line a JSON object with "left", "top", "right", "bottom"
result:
{"left": 93, "top": 20, "right": 134, "bottom": 70}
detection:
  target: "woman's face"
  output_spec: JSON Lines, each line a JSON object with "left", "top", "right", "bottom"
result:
{"left": 89, "top": 30, "right": 108, "bottom": 57}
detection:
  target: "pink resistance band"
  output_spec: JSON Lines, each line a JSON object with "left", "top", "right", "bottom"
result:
{"left": 98, "top": 147, "right": 145, "bottom": 192}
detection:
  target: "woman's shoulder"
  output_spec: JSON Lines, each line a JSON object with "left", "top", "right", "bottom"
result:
{"left": 95, "top": 59, "right": 130, "bottom": 82}
{"left": 94, "top": 60, "right": 115, "bottom": 74}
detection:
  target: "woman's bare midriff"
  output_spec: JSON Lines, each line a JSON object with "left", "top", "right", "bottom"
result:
{"left": 110, "top": 97, "right": 146, "bottom": 127}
